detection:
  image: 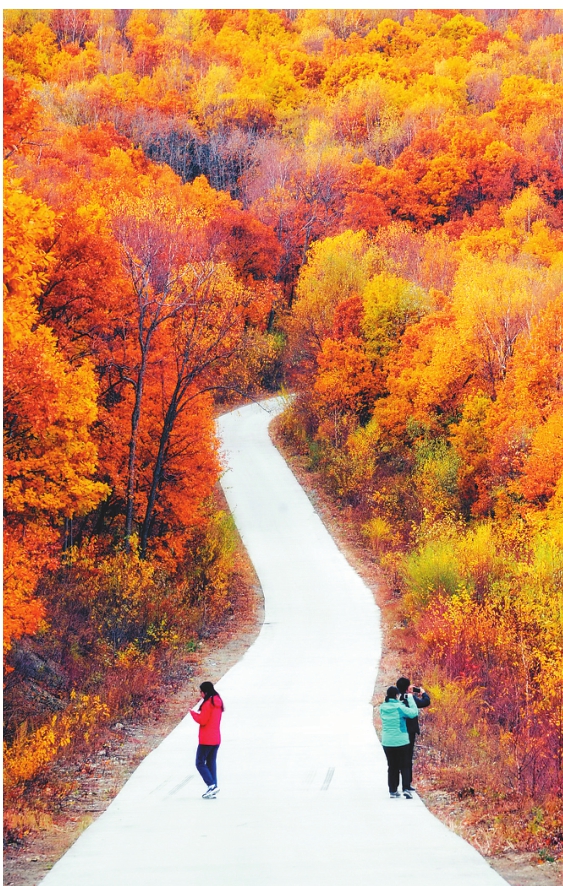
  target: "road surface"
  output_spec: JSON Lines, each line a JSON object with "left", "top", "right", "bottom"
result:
{"left": 40, "top": 398, "right": 507, "bottom": 885}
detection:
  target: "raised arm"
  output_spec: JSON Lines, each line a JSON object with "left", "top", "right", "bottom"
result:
{"left": 414, "top": 691, "right": 431, "bottom": 709}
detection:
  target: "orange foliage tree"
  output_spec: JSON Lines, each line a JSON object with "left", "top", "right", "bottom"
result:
{"left": 3, "top": 165, "right": 109, "bottom": 661}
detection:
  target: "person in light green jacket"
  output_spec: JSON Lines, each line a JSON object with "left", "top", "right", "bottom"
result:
{"left": 379, "top": 686, "right": 419, "bottom": 799}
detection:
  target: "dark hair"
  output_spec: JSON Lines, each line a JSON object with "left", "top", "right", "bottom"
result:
{"left": 200, "top": 681, "right": 224, "bottom": 710}
{"left": 385, "top": 686, "right": 399, "bottom": 701}
{"left": 396, "top": 677, "right": 410, "bottom": 693}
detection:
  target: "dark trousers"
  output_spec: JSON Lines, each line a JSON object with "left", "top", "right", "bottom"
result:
{"left": 403, "top": 733, "right": 416, "bottom": 788}
{"left": 383, "top": 744, "right": 411, "bottom": 793}
{"left": 195, "top": 744, "right": 219, "bottom": 787}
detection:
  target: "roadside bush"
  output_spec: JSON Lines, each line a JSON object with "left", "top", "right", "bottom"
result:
{"left": 413, "top": 437, "right": 461, "bottom": 520}
{"left": 407, "top": 515, "right": 563, "bottom": 805}
{"left": 421, "top": 678, "right": 498, "bottom": 785}
{"left": 402, "top": 539, "right": 462, "bottom": 608}
{"left": 179, "top": 510, "right": 237, "bottom": 632}
{"left": 4, "top": 692, "right": 110, "bottom": 793}
{"left": 362, "top": 516, "right": 397, "bottom": 555}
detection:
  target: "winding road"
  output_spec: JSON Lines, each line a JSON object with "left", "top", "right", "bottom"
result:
{"left": 40, "top": 398, "right": 507, "bottom": 885}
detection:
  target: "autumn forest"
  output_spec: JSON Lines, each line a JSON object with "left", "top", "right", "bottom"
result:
{"left": 3, "top": 8, "right": 563, "bottom": 861}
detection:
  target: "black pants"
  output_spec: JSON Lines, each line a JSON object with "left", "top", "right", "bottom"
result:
{"left": 403, "top": 733, "right": 417, "bottom": 788}
{"left": 383, "top": 744, "right": 411, "bottom": 793}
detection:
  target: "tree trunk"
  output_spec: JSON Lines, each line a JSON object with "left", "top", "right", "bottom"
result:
{"left": 125, "top": 340, "right": 150, "bottom": 550}
{"left": 139, "top": 389, "right": 180, "bottom": 557}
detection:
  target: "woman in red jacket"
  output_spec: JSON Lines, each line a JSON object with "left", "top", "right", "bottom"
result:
{"left": 190, "top": 681, "right": 224, "bottom": 799}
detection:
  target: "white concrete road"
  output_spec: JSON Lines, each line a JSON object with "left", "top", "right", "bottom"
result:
{"left": 40, "top": 398, "right": 507, "bottom": 886}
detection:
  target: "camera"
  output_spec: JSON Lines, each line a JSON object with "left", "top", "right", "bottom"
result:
{"left": 412, "top": 687, "right": 421, "bottom": 694}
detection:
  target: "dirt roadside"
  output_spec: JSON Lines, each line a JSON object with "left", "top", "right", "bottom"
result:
{"left": 4, "top": 421, "right": 560, "bottom": 886}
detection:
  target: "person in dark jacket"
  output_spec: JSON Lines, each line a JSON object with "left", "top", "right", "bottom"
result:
{"left": 190, "top": 681, "right": 224, "bottom": 799}
{"left": 396, "top": 676, "right": 430, "bottom": 791}
{"left": 379, "top": 685, "right": 419, "bottom": 798}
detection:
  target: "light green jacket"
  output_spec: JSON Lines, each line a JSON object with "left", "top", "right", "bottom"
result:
{"left": 379, "top": 694, "right": 419, "bottom": 747}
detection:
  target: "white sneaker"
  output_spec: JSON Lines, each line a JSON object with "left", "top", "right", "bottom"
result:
{"left": 202, "top": 785, "right": 218, "bottom": 798}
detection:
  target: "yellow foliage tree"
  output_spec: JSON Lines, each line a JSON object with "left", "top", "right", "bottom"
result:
{"left": 291, "top": 229, "right": 381, "bottom": 371}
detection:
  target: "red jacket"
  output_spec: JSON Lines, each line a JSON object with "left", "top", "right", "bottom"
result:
{"left": 190, "top": 696, "right": 223, "bottom": 745}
